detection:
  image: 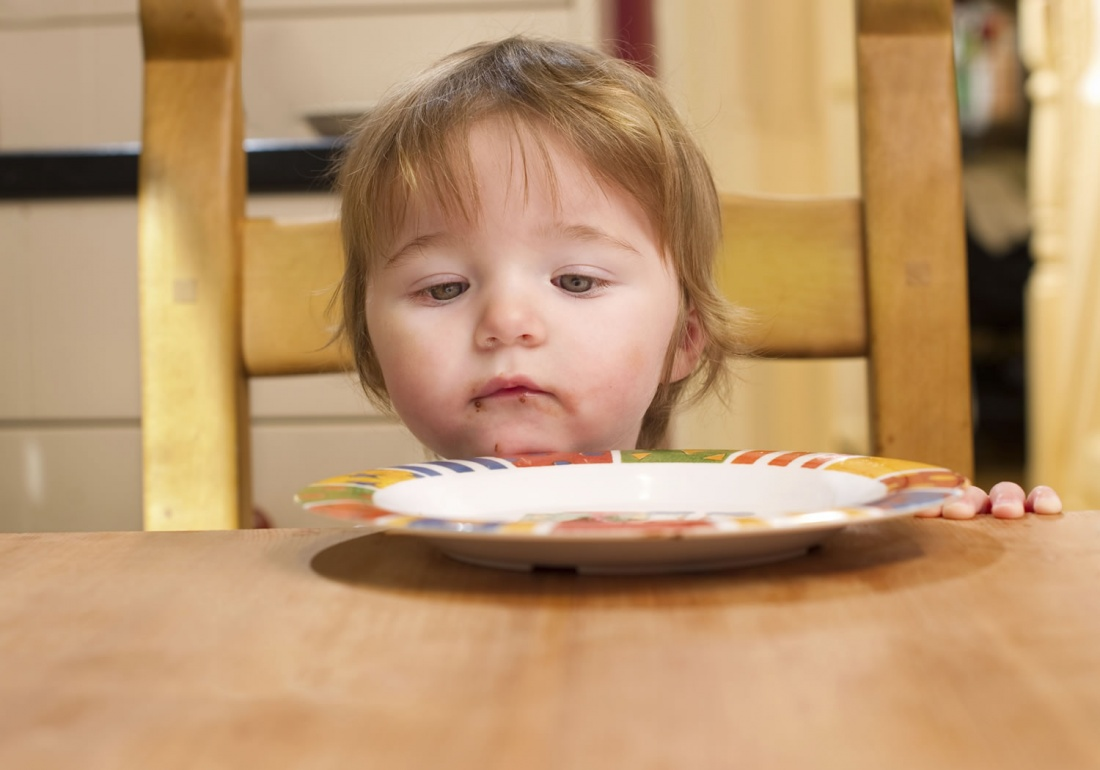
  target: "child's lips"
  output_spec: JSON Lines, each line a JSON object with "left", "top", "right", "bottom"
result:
{"left": 486, "top": 386, "right": 536, "bottom": 399}
{"left": 473, "top": 377, "right": 549, "bottom": 402}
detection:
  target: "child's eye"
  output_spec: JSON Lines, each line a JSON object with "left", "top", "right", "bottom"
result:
{"left": 553, "top": 274, "right": 602, "bottom": 294}
{"left": 421, "top": 282, "right": 467, "bottom": 302}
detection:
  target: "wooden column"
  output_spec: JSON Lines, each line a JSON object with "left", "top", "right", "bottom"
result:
{"left": 138, "top": 0, "right": 249, "bottom": 529}
{"left": 856, "top": 0, "right": 975, "bottom": 476}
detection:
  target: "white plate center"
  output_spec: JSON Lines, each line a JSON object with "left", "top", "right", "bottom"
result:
{"left": 372, "top": 463, "right": 887, "bottom": 522}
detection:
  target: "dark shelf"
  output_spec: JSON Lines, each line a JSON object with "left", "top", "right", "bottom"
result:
{"left": 0, "top": 138, "right": 343, "bottom": 200}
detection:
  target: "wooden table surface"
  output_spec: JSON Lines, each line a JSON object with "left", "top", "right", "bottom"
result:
{"left": 2, "top": 513, "right": 1099, "bottom": 770}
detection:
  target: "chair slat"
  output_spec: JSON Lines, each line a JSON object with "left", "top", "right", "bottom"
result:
{"left": 718, "top": 194, "right": 867, "bottom": 358}
{"left": 242, "top": 219, "right": 352, "bottom": 376}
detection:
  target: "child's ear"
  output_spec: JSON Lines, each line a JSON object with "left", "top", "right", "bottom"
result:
{"left": 669, "top": 307, "right": 704, "bottom": 383}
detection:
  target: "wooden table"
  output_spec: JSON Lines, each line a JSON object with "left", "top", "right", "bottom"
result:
{"left": 2, "top": 513, "right": 1099, "bottom": 770}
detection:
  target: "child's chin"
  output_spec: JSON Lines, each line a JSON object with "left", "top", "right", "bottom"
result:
{"left": 481, "top": 443, "right": 557, "bottom": 458}
{"left": 448, "top": 422, "right": 568, "bottom": 458}
{"left": 464, "top": 434, "right": 567, "bottom": 458}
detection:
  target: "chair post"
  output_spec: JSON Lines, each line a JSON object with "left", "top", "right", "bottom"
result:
{"left": 856, "top": 0, "right": 975, "bottom": 477}
{"left": 138, "top": 0, "right": 251, "bottom": 529}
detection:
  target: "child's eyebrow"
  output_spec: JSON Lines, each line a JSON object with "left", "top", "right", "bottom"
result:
{"left": 384, "top": 232, "right": 449, "bottom": 267}
{"left": 542, "top": 223, "right": 643, "bottom": 257}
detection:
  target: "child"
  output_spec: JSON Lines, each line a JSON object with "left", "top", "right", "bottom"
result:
{"left": 335, "top": 35, "right": 1060, "bottom": 520}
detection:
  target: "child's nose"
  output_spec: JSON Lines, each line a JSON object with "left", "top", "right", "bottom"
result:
{"left": 474, "top": 289, "right": 546, "bottom": 349}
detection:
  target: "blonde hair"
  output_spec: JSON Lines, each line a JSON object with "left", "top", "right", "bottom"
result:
{"left": 337, "top": 35, "right": 747, "bottom": 449}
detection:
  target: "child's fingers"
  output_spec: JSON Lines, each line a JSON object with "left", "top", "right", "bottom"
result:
{"left": 989, "top": 481, "right": 1027, "bottom": 519}
{"left": 1025, "top": 485, "right": 1063, "bottom": 515}
{"left": 917, "top": 482, "right": 1062, "bottom": 519}
{"left": 938, "top": 485, "right": 991, "bottom": 519}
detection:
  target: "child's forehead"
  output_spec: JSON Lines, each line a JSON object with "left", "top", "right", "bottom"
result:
{"left": 398, "top": 117, "right": 626, "bottom": 222}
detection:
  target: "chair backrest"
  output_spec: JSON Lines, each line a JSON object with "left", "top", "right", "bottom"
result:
{"left": 138, "top": 0, "right": 973, "bottom": 530}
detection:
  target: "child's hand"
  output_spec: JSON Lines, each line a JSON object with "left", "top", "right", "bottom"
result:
{"left": 915, "top": 481, "right": 1063, "bottom": 519}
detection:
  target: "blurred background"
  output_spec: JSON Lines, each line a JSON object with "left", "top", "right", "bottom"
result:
{"left": 1, "top": 0, "right": 1095, "bottom": 530}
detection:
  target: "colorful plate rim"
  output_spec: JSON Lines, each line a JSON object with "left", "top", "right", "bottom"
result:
{"left": 294, "top": 449, "right": 968, "bottom": 540}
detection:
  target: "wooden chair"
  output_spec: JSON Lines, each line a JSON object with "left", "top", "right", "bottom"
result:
{"left": 138, "top": 0, "right": 972, "bottom": 530}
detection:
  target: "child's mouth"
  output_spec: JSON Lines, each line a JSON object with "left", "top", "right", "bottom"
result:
{"left": 475, "top": 387, "right": 542, "bottom": 408}
{"left": 472, "top": 378, "right": 549, "bottom": 408}
{"left": 489, "top": 386, "right": 533, "bottom": 398}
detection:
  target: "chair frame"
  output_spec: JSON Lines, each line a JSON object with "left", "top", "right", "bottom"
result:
{"left": 138, "top": 0, "right": 973, "bottom": 530}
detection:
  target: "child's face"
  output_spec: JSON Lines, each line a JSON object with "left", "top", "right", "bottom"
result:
{"left": 365, "top": 119, "right": 699, "bottom": 458}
